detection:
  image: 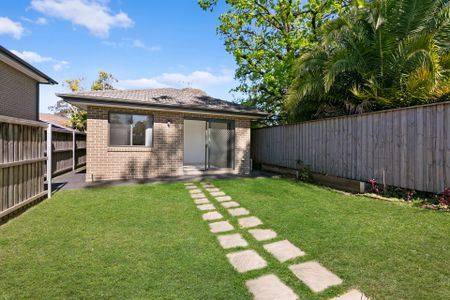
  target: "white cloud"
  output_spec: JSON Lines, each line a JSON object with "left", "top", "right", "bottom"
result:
{"left": 0, "top": 17, "right": 25, "bottom": 39}
{"left": 102, "top": 38, "right": 160, "bottom": 52}
{"left": 11, "top": 49, "right": 69, "bottom": 71}
{"left": 11, "top": 50, "right": 52, "bottom": 63}
{"left": 22, "top": 16, "right": 48, "bottom": 25}
{"left": 31, "top": 0, "right": 134, "bottom": 37}
{"left": 53, "top": 60, "right": 69, "bottom": 70}
{"left": 36, "top": 17, "right": 48, "bottom": 25}
{"left": 119, "top": 69, "right": 234, "bottom": 89}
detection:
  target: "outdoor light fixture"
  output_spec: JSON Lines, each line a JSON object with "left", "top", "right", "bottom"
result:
{"left": 167, "top": 119, "right": 172, "bottom": 127}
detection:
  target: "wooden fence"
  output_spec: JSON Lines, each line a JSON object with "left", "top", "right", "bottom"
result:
{"left": 252, "top": 101, "right": 450, "bottom": 194}
{"left": 0, "top": 115, "right": 47, "bottom": 218}
{"left": 46, "top": 126, "right": 86, "bottom": 176}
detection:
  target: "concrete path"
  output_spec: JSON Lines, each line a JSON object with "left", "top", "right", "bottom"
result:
{"left": 185, "top": 181, "right": 370, "bottom": 300}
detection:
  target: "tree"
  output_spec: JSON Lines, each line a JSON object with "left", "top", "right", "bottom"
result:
{"left": 49, "top": 72, "right": 118, "bottom": 131}
{"left": 199, "top": 0, "right": 350, "bottom": 123}
{"left": 91, "top": 71, "right": 117, "bottom": 91}
{"left": 287, "top": 0, "right": 450, "bottom": 121}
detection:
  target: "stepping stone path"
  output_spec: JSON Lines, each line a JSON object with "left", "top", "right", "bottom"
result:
{"left": 197, "top": 204, "right": 216, "bottom": 211}
{"left": 246, "top": 274, "right": 298, "bottom": 300}
{"left": 209, "top": 220, "right": 234, "bottom": 233}
{"left": 189, "top": 189, "right": 203, "bottom": 194}
{"left": 191, "top": 193, "right": 206, "bottom": 199}
{"left": 228, "top": 207, "right": 250, "bottom": 216}
{"left": 331, "top": 289, "right": 370, "bottom": 300}
{"left": 217, "top": 233, "right": 248, "bottom": 249}
{"left": 194, "top": 198, "right": 210, "bottom": 204}
{"left": 226, "top": 250, "right": 267, "bottom": 273}
{"left": 216, "top": 195, "right": 232, "bottom": 202}
{"left": 263, "top": 240, "right": 305, "bottom": 262}
{"left": 202, "top": 211, "right": 223, "bottom": 221}
{"left": 185, "top": 181, "right": 362, "bottom": 300}
{"left": 289, "top": 261, "right": 343, "bottom": 293}
{"left": 238, "top": 216, "right": 263, "bottom": 228}
{"left": 248, "top": 229, "right": 277, "bottom": 241}
{"left": 221, "top": 201, "right": 240, "bottom": 208}
{"left": 210, "top": 191, "right": 226, "bottom": 197}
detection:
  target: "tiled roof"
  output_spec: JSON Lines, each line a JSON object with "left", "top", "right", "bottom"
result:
{"left": 39, "top": 113, "right": 70, "bottom": 128}
{"left": 57, "top": 88, "right": 267, "bottom": 118}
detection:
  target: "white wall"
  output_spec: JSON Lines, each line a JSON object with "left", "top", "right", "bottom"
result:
{"left": 184, "top": 120, "right": 206, "bottom": 166}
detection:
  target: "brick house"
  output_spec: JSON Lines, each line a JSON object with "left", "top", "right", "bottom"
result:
{"left": 57, "top": 88, "right": 267, "bottom": 181}
{"left": 0, "top": 45, "right": 57, "bottom": 120}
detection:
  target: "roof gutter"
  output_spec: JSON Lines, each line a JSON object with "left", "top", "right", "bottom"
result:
{"left": 58, "top": 95, "right": 268, "bottom": 120}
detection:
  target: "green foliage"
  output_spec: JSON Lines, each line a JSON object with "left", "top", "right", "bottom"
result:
{"left": 91, "top": 71, "right": 117, "bottom": 91}
{"left": 287, "top": 0, "right": 450, "bottom": 121}
{"left": 68, "top": 110, "right": 87, "bottom": 132}
{"left": 199, "top": 0, "right": 350, "bottom": 124}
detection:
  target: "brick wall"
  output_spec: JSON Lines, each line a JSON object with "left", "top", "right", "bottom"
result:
{"left": 0, "top": 61, "right": 38, "bottom": 120}
{"left": 86, "top": 105, "right": 252, "bottom": 181}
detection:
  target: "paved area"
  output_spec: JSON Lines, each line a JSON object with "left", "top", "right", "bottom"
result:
{"left": 246, "top": 274, "right": 298, "bottom": 300}
{"left": 289, "top": 261, "right": 343, "bottom": 293}
{"left": 202, "top": 211, "right": 223, "bottom": 221}
{"left": 238, "top": 216, "right": 263, "bottom": 228}
{"left": 217, "top": 233, "right": 248, "bottom": 249}
{"left": 228, "top": 207, "right": 250, "bottom": 216}
{"left": 248, "top": 229, "right": 277, "bottom": 241}
{"left": 226, "top": 250, "right": 267, "bottom": 273}
{"left": 185, "top": 181, "right": 368, "bottom": 300}
{"left": 263, "top": 240, "right": 305, "bottom": 262}
{"left": 209, "top": 221, "right": 234, "bottom": 233}
{"left": 197, "top": 204, "right": 216, "bottom": 211}
{"left": 331, "top": 289, "right": 370, "bottom": 300}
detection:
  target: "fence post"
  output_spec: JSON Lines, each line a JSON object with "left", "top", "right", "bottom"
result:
{"left": 72, "top": 130, "right": 76, "bottom": 171}
{"left": 47, "top": 124, "right": 52, "bottom": 198}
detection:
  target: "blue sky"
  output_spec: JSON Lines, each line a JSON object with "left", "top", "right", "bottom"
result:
{"left": 0, "top": 0, "right": 238, "bottom": 113}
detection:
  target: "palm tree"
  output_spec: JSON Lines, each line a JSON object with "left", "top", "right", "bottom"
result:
{"left": 287, "top": 0, "right": 450, "bottom": 121}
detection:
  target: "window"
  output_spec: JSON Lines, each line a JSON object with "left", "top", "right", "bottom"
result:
{"left": 109, "top": 113, "right": 153, "bottom": 146}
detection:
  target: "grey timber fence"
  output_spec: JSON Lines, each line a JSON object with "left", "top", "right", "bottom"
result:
{"left": 251, "top": 102, "right": 450, "bottom": 194}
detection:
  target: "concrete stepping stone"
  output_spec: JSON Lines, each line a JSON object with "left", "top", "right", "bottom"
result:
{"left": 210, "top": 191, "right": 226, "bottom": 197}
{"left": 185, "top": 185, "right": 197, "bottom": 190}
{"left": 246, "top": 274, "right": 298, "bottom": 300}
{"left": 206, "top": 188, "right": 220, "bottom": 193}
{"left": 189, "top": 189, "right": 203, "bottom": 194}
{"left": 201, "top": 182, "right": 214, "bottom": 187}
{"left": 221, "top": 201, "right": 240, "bottom": 208}
{"left": 331, "top": 289, "right": 370, "bottom": 300}
{"left": 191, "top": 193, "right": 206, "bottom": 199}
{"left": 194, "top": 198, "right": 210, "bottom": 204}
{"left": 238, "top": 216, "right": 263, "bottom": 228}
{"left": 197, "top": 204, "right": 216, "bottom": 211}
{"left": 217, "top": 233, "right": 248, "bottom": 249}
{"left": 226, "top": 249, "right": 267, "bottom": 273}
{"left": 263, "top": 240, "right": 305, "bottom": 262}
{"left": 202, "top": 211, "right": 223, "bottom": 221}
{"left": 248, "top": 229, "right": 277, "bottom": 241}
{"left": 209, "top": 220, "right": 234, "bottom": 233}
{"left": 289, "top": 261, "right": 343, "bottom": 293}
{"left": 184, "top": 182, "right": 194, "bottom": 185}
{"left": 228, "top": 207, "right": 250, "bottom": 217}
{"left": 216, "top": 195, "right": 232, "bottom": 202}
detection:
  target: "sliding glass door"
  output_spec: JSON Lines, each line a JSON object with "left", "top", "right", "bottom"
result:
{"left": 183, "top": 119, "right": 234, "bottom": 170}
{"left": 207, "top": 120, "right": 233, "bottom": 169}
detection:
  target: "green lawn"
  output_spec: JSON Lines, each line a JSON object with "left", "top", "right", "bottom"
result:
{"left": 0, "top": 178, "right": 449, "bottom": 299}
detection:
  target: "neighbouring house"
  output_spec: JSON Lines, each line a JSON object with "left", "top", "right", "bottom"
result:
{"left": 0, "top": 45, "right": 57, "bottom": 120}
{"left": 57, "top": 88, "right": 267, "bottom": 181}
{"left": 39, "top": 112, "right": 71, "bottom": 130}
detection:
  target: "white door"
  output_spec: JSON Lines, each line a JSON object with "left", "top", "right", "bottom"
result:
{"left": 183, "top": 120, "right": 206, "bottom": 168}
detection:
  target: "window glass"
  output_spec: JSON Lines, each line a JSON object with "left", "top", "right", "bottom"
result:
{"left": 109, "top": 113, "right": 153, "bottom": 146}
